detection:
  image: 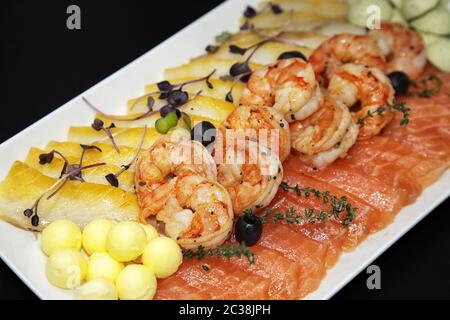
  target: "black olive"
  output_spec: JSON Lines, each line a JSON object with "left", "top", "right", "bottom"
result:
{"left": 278, "top": 51, "right": 307, "bottom": 62}
{"left": 388, "top": 71, "right": 410, "bottom": 96}
{"left": 235, "top": 211, "right": 263, "bottom": 246}
{"left": 191, "top": 121, "right": 216, "bottom": 147}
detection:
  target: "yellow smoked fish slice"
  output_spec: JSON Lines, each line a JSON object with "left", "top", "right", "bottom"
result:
{"left": 45, "top": 141, "right": 138, "bottom": 169}
{"left": 0, "top": 161, "right": 138, "bottom": 231}
{"left": 121, "top": 95, "right": 235, "bottom": 128}
{"left": 24, "top": 148, "right": 135, "bottom": 193}
{"left": 144, "top": 79, "right": 244, "bottom": 106}
{"left": 257, "top": 0, "right": 348, "bottom": 19}
{"left": 164, "top": 57, "right": 263, "bottom": 80}
{"left": 208, "top": 31, "right": 313, "bottom": 64}
{"left": 240, "top": 11, "right": 339, "bottom": 31}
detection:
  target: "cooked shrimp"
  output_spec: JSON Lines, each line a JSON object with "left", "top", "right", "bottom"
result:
{"left": 214, "top": 140, "right": 283, "bottom": 215}
{"left": 369, "top": 22, "right": 426, "bottom": 80}
{"left": 308, "top": 33, "right": 386, "bottom": 86}
{"left": 135, "top": 135, "right": 217, "bottom": 218}
{"left": 328, "top": 63, "right": 395, "bottom": 140}
{"left": 240, "top": 58, "right": 319, "bottom": 122}
{"left": 290, "top": 99, "right": 353, "bottom": 156}
{"left": 221, "top": 105, "right": 291, "bottom": 162}
{"left": 298, "top": 120, "right": 359, "bottom": 169}
{"left": 155, "top": 175, "right": 233, "bottom": 249}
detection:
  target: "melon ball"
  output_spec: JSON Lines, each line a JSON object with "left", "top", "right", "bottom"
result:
{"left": 115, "top": 265, "right": 157, "bottom": 300}
{"left": 86, "top": 252, "right": 124, "bottom": 282}
{"left": 82, "top": 219, "right": 116, "bottom": 255}
{"left": 46, "top": 248, "right": 87, "bottom": 289}
{"left": 106, "top": 221, "right": 147, "bottom": 262}
{"left": 140, "top": 223, "right": 159, "bottom": 242}
{"left": 75, "top": 278, "right": 118, "bottom": 300}
{"left": 41, "top": 220, "right": 82, "bottom": 256}
{"left": 142, "top": 237, "right": 182, "bottom": 279}
{"left": 348, "top": 0, "right": 393, "bottom": 28}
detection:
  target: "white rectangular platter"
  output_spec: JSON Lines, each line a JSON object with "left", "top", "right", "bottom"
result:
{"left": 0, "top": 0, "right": 449, "bottom": 300}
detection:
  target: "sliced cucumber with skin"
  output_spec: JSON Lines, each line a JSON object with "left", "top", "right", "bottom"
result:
{"left": 426, "top": 37, "right": 450, "bottom": 72}
{"left": 410, "top": 8, "right": 450, "bottom": 35}
{"left": 402, "top": 0, "right": 439, "bottom": 20}
{"left": 390, "top": 9, "right": 408, "bottom": 25}
{"left": 347, "top": 0, "right": 393, "bottom": 28}
{"left": 420, "top": 31, "right": 443, "bottom": 46}
{"left": 390, "top": 0, "right": 403, "bottom": 8}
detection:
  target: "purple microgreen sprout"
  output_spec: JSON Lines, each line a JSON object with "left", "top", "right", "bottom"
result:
{"left": 87, "top": 115, "right": 120, "bottom": 154}
{"left": 77, "top": 144, "right": 102, "bottom": 182}
{"left": 105, "top": 126, "right": 147, "bottom": 188}
{"left": 83, "top": 96, "right": 157, "bottom": 123}
{"left": 243, "top": 2, "right": 283, "bottom": 19}
{"left": 39, "top": 150, "right": 71, "bottom": 178}
{"left": 23, "top": 162, "right": 106, "bottom": 227}
{"left": 129, "top": 70, "right": 216, "bottom": 111}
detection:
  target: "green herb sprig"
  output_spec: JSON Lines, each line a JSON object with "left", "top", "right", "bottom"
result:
{"left": 183, "top": 243, "right": 255, "bottom": 265}
{"left": 357, "top": 102, "right": 410, "bottom": 127}
{"left": 273, "top": 182, "right": 357, "bottom": 226}
{"left": 409, "top": 73, "right": 443, "bottom": 98}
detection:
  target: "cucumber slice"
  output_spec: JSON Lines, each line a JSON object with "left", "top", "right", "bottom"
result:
{"left": 420, "top": 31, "right": 442, "bottom": 46}
{"left": 390, "top": 9, "right": 408, "bottom": 25}
{"left": 391, "top": 0, "right": 403, "bottom": 8}
{"left": 426, "top": 37, "right": 450, "bottom": 72}
{"left": 348, "top": 0, "right": 393, "bottom": 28}
{"left": 402, "top": 0, "right": 439, "bottom": 20}
{"left": 410, "top": 8, "right": 450, "bottom": 35}
{"left": 441, "top": 0, "right": 450, "bottom": 12}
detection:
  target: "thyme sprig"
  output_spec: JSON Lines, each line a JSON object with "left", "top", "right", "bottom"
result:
{"left": 357, "top": 102, "right": 410, "bottom": 127}
{"left": 409, "top": 73, "right": 443, "bottom": 98}
{"left": 105, "top": 125, "right": 147, "bottom": 188}
{"left": 276, "top": 182, "right": 357, "bottom": 226}
{"left": 23, "top": 162, "right": 106, "bottom": 227}
{"left": 183, "top": 243, "right": 255, "bottom": 265}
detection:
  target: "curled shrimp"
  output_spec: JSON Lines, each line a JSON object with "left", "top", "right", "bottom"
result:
{"left": 240, "top": 57, "right": 320, "bottom": 122}
{"left": 309, "top": 33, "right": 386, "bottom": 86}
{"left": 328, "top": 63, "right": 395, "bottom": 140}
{"left": 214, "top": 139, "right": 283, "bottom": 215}
{"left": 290, "top": 99, "right": 353, "bottom": 156}
{"left": 156, "top": 175, "right": 233, "bottom": 249}
{"left": 369, "top": 22, "right": 426, "bottom": 80}
{"left": 221, "top": 105, "right": 291, "bottom": 162}
{"left": 135, "top": 135, "right": 217, "bottom": 219}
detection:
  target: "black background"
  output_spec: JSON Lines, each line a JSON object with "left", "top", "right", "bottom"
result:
{"left": 1, "top": 0, "right": 449, "bottom": 300}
